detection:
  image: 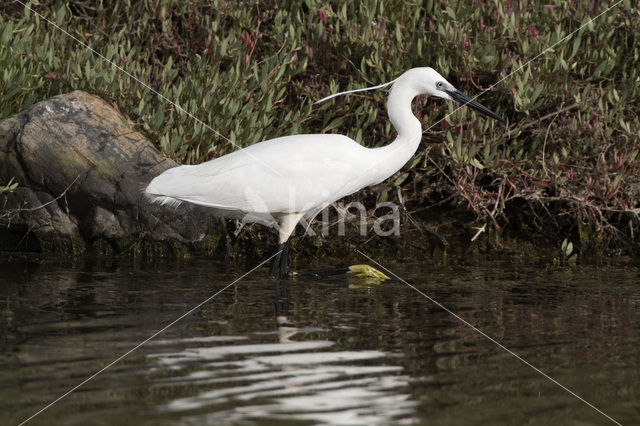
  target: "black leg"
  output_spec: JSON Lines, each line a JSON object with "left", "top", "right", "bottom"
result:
{"left": 279, "top": 238, "right": 291, "bottom": 278}
{"left": 270, "top": 238, "right": 388, "bottom": 281}
{"left": 269, "top": 239, "right": 291, "bottom": 279}
{"left": 269, "top": 242, "right": 284, "bottom": 278}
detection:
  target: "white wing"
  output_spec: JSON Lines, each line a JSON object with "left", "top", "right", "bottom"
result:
{"left": 145, "top": 134, "right": 377, "bottom": 216}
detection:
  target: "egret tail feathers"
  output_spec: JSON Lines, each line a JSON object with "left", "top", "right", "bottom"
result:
{"left": 143, "top": 191, "right": 184, "bottom": 208}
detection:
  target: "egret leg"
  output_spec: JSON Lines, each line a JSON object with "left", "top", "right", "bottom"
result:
{"left": 279, "top": 238, "right": 291, "bottom": 278}
{"left": 280, "top": 238, "right": 291, "bottom": 277}
{"left": 269, "top": 243, "right": 284, "bottom": 278}
{"left": 269, "top": 238, "right": 292, "bottom": 278}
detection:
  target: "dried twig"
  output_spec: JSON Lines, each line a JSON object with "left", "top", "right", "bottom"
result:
{"left": 0, "top": 176, "right": 80, "bottom": 220}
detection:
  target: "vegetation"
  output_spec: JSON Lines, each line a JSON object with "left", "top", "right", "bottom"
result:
{"left": 0, "top": 178, "right": 18, "bottom": 195}
{"left": 1, "top": 0, "right": 639, "bottom": 254}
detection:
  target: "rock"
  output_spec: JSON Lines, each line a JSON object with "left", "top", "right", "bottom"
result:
{"left": 90, "top": 206, "right": 124, "bottom": 240}
{"left": 0, "top": 90, "right": 223, "bottom": 255}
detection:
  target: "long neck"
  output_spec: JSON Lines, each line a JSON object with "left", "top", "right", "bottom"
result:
{"left": 366, "top": 83, "right": 422, "bottom": 185}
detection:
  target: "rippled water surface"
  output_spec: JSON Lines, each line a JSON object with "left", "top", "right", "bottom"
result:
{"left": 1, "top": 255, "right": 639, "bottom": 425}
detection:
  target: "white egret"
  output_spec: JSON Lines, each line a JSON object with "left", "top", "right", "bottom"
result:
{"left": 145, "top": 67, "right": 503, "bottom": 277}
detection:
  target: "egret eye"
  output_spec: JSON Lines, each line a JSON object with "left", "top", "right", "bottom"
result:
{"left": 435, "top": 81, "right": 444, "bottom": 90}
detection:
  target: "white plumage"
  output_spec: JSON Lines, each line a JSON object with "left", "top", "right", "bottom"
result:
{"left": 145, "top": 67, "right": 503, "bottom": 277}
{"left": 147, "top": 134, "right": 381, "bottom": 216}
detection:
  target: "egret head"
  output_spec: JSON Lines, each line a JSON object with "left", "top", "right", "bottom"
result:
{"left": 401, "top": 67, "right": 504, "bottom": 123}
{"left": 314, "top": 67, "right": 504, "bottom": 123}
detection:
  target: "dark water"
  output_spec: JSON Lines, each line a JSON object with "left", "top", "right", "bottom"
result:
{"left": 1, "top": 254, "right": 639, "bottom": 425}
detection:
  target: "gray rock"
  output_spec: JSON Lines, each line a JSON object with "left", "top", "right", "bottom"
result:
{"left": 0, "top": 90, "right": 223, "bottom": 255}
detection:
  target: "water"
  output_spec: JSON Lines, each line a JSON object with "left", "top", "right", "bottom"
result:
{"left": 1, "top": 255, "right": 638, "bottom": 425}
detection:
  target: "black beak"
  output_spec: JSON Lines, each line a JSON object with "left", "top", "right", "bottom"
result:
{"left": 445, "top": 89, "right": 505, "bottom": 123}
